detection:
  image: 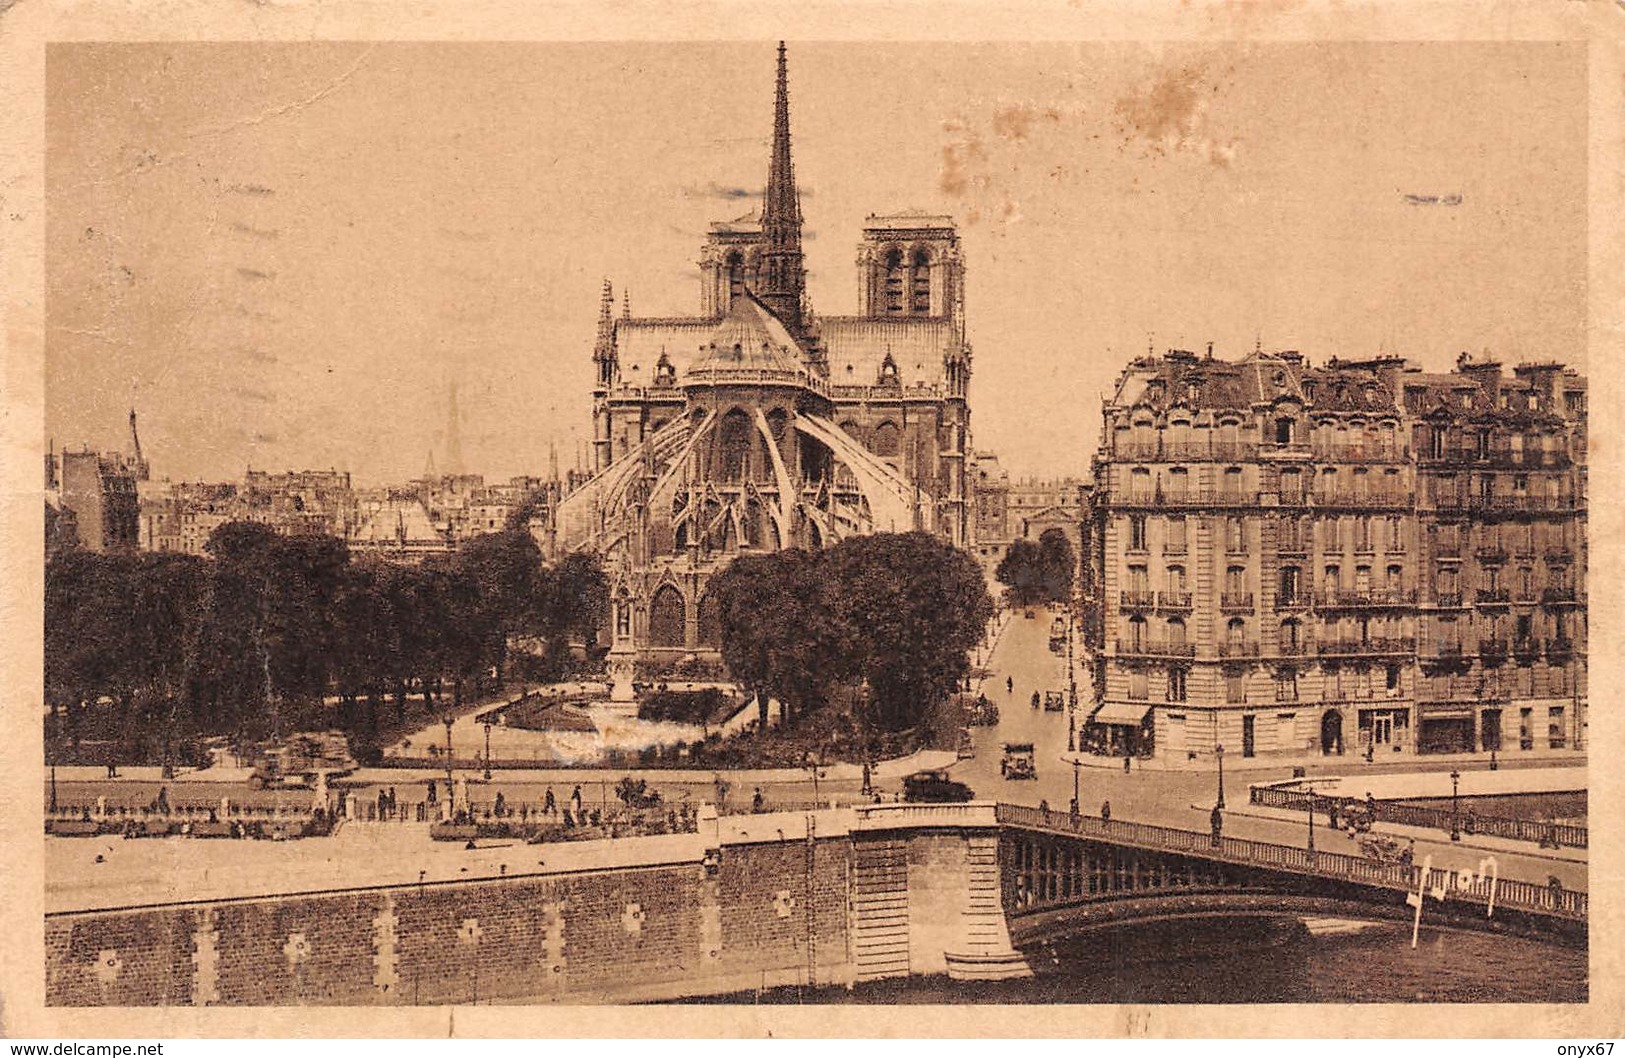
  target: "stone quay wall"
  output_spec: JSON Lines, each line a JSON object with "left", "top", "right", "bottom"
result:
{"left": 45, "top": 804, "right": 1013, "bottom": 1005}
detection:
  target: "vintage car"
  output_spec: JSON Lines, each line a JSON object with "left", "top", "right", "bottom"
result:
{"left": 903, "top": 768, "right": 975, "bottom": 803}
{"left": 956, "top": 729, "right": 976, "bottom": 760}
{"left": 1000, "top": 742, "right": 1037, "bottom": 780}
{"left": 1043, "top": 691, "right": 1067, "bottom": 712}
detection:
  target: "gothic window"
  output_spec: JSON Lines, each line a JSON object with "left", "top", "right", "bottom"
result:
{"left": 726, "top": 251, "right": 745, "bottom": 307}
{"left": 719, "top": 409, "right": 753, "bottom": 482}
{"left": 910, "top": 250, "right": 931, "bottom": 314}
{"left": 872, "top": 420, "right": 901, "bottom": 457}
{"left": 648, "top": 586, "right": 686, "bottom": 648}
{"left": 883, "top": 249, "right": 905, "bottom": 314}
{"left": 697, "top": 592, "right": 722, "bottom": 649}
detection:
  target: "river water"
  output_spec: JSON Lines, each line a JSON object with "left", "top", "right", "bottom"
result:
{"left": 687, "top": 917, "right": 1585, "bottom": 1004}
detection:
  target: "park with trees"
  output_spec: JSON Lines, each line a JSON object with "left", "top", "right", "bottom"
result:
{"left": 45, "top": 526, "right": 993, "bottom": 771}
{"left": 44, "top": 522, "right": 608, "bottom": 767}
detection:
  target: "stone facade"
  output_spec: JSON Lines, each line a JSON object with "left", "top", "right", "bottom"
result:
{"left": 1084, "top": 348, "right": 1586, "bottom": 763}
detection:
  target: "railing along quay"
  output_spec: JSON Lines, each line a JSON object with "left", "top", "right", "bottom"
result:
{"left": 996, "top": 803, "right": 1586, "bottom": 920}
{"left": 1249, "top": 785, "right": 1588, "bottom": 850}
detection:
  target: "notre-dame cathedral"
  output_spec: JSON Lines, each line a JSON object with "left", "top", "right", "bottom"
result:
{"left": 551, "top": 43, "right": 975, "bottom": 659}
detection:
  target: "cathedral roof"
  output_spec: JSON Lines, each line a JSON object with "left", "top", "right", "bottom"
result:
{"left": 684, "top": 292, "right": 811, "bottom": 386}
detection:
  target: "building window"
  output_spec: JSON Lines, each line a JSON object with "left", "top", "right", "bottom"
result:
{"left": 1226, "top": 516, "right": 1246, "bottom": 553}
{"left": 910, "top": 250, "right": 931, "bottom": 314}
{"left": 1279, "top": 566, "right": 1300, "bottom": 604}
{"left": 1276, "top": 666, "right": 1299, "bottom": 702}
{"left": 1386, "top": 664, "right": 1402, "bottom": 695}
{"left": 1127, "top": 614, "right": 1147, "bottom": 650}
{"left": 1275, "top": 417, "right": 1296, "bottom": 445}
{"left": 1387, "top": 516, "right": 1404, "bottom": 551}
{"left": 1356, "top": 516, "right": 1373, "bottom": 552}
{"left": 1226, "top": 669, "right": 1247, "bottom": 703}
{"left": 1128, "top": 514, "right": 1147, "bottom": 551}
{"left": 1548, "top": 706, "right": 1566, "bottom": 749}
{"left": 1167, "top": 667, "right": 1188, "bottom": 702}
{"left": 1166, "top": 516, "right": 1187, "bottom": 553}
{"left": 1129, "top": 670, "right": 1148, "bottom": 700}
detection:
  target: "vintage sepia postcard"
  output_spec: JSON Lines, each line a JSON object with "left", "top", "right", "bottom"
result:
{"left": 1, "top": 0, "right": 1621, "bottom": 1041}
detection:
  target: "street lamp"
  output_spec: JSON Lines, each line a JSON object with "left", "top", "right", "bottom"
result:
{"left": 1449, "top": 768, "right": 1462, "bottom": 841}
{"left": 483, "top": 721, "right": 493, "bottom": 781}
{"left": 442, "top": 716, "right": 455, "bottom": 809}
{"left": 1215, "top": 743, "right": 1226, "bottom": 810}
{"left": 1072, "top": 757, "right": 1081, "bottom": 810}
{"left": 1306, "top": 786, "right": 1316, "bottom": 857}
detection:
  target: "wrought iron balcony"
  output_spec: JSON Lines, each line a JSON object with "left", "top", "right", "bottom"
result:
{"left": 1157, "top": 590, "right": 1193, "bottom": 611}
{"left": 1115, "top": 639, "right": 1197, "bottom": 658}
{"left": 1475, "top": 588, "right": 1511, "bottom": 605}
{"left": 1475, "top": 547, "right": 1509, "bottom": 564}
{"left": 1318, "top": 637, "right": 1417, "bottom": 657}
{"left": 1119, "top": 590, "right": 1156, "bottom": 609}
{"left": 1317, "top": 588, "right": 1416, "bottom": 608}
{"left": 1219, "top": 591, "right": 1254, "bottom": 612}
{"left": 1428, "top": 593, "right": 1466, "bottom": 608}
{"left": 1541, "top": 587, "right": 1578, "bottom": 605}
{"left": 1218, "top": 640, "right": 1261, "bottom": 657}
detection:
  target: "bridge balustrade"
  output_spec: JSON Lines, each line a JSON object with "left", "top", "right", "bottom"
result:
{"left": 1249, "top": 785, "right": 1588, "bottom": 849}
{"left": 996, "top": 804, "right": 1586, "bottom": 921}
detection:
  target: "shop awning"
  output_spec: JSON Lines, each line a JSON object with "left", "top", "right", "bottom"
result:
{"left": 1090, "top": 703, "right": 1153, "bottom": 726}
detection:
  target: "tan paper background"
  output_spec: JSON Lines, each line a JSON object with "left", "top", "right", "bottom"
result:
{"left": 2, "top": 0, "right": 1620, "bottom": 1038}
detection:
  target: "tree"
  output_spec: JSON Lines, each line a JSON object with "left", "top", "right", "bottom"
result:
{"left": 828, "top": 533, "right": 993, "bottom": 731}
{"left": 996, "top": 538, "right": 1046, "bottom": 606}
{"left": 1038, "top": 528, "right": 1076, "bottom": 603}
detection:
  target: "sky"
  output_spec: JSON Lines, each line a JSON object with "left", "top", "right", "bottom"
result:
{"left": 45, "top": 41, "right": 1587, "bottom": 484}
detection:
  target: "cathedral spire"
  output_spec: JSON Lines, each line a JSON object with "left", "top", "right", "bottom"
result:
{"left": 758, "top": 41, "right": 805, "bottom": 336}
{"left": 593, "top": 279, "right": 618, "bottom": 388}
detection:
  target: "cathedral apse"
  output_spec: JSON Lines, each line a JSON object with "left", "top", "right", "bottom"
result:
{"left": 551, "top": 43, "right": 975, "bottom": 658}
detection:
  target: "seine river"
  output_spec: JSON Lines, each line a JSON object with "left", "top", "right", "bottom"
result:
{"left": 689, "top": 917, "right": 1586, "bottom": 1004}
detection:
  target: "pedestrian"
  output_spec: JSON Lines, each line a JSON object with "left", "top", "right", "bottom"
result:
{"left": 1100, "top": 800, "right": 1111, "bottom": 821}
{"left": 426, "top": 779, "right": 437, "bottom": 805}
{"left": 1069, "top": 797, "right": 1079, "bottom": 821}
{"left": 494, "top": 791, "right": 506, "bottom": 818}
{"left": 544, "top": 787, "right": 556, "bottom": 816}
{"left": 1006, "top": 676, "right": 1013, "bottom": 695}
{"left": 1210, "top": 803, "right": 1224, "bottom": 847}
{"left": 1327, "top": 800, "right": 1339, "bottom": 831}
{"left": 570, "top": 785, "right": 583, "bottom": 819}
{"left": 388, "top": 787, "right": 398, "bottom": 814}
{"left": 1039, "top": 799, "right": 1050, "bottom": 821}
{"left": 1124, "top": 754, "right": 1132, "bottom": 774}
{"left": 1031, "top": 691, "right": 1040, "bottom": 710}
{"left": 752, "top": 787, "right": 764, "bottom": 813}
{"left": 861, "top": 761, "right": 872, "bottom": 795}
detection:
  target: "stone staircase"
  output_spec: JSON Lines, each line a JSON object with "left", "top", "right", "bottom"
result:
{"left": 850, "top": 837, "right": 910, "bottom": 982}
